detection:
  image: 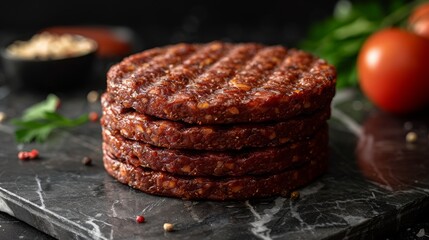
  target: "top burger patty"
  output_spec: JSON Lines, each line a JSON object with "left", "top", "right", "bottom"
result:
{"left": 107, "top": 42, "right": 336, "bottom": 124}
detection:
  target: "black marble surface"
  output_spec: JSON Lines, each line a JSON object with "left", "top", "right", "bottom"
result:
{"left": 0, "top": 211, "right": 53, "bottom": 240}
{"left": 1, "top": 88, "right": 429, "bottom": 240}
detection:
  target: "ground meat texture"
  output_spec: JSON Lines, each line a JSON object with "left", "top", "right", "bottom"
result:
{"left": 102, "top": 125, "right": 328, "bottom": 177}
{"left": 106, "top": 42, "right": 336, "bottom": 124}
{"left": 103, "top": 150, "right": 328, "bottom": 201}
{"left": 101, "top": 93, "right": 330, "bottom": 150}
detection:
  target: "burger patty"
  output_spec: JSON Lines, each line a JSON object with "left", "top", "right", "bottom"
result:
{"left": 106, "top": 42, "right": 336, "bottom": 124}
{"left": 101, "top": 93, "right": 330, "bottom": 150}
{"left": 102, "top": 125, "right": 328, "bottom": 177}
{"left": 103, "top": 149, "right": 328, "bottom": 201}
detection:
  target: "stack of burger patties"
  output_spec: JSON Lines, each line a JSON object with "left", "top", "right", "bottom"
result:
{"left": 101, "top": 42, "right": 336, "bottom": 200}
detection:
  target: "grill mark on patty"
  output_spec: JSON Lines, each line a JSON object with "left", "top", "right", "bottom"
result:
{"left": 167, "top": 44, "right": 263, "bottom": 119}
{"left": 107, "top": 42, "right": 336, "bottom": 124}
{"left": 109, "top": 44, "right": 199, "bottom": 108}
{"left": 180, "top": 44, "right": 262, "bottom": 96}
{"left": 145, "top": 42, "right": 232, "bottom": 109}
{"left": 201, "top": 46, "right": 286, "bottom": 109}
{"left": 107, "top": 48, "right": 165, "bottom": 91}
{"left": 130, "top": 44, "right": 198, "bottom": 93}
{"left": 258, "top": 50, "right": 316, "bottom": 94}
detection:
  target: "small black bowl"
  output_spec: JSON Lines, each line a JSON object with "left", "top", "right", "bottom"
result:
{"left": 0, "top": 36, "right": 97, "bottom": 92}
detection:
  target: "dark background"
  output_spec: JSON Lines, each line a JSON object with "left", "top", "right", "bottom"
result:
{"left": 0, "top": 0, "right": 338, "bottom": 49}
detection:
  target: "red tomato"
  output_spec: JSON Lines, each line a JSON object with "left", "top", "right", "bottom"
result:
{"left": 409, "top": 3, "right": 429, "bottom": 39}
{"left": 357, "top": 28, "right": 429, "bottom": 114}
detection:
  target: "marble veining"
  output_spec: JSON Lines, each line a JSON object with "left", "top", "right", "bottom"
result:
{"left": 300, "top": 182, "right": 324, "bottom": 197}
{"left": 85, "top": 218, "right": 106, "bottom": 240}
{"left": 0, "top": 197, "right": 14, "bottom": 217}
{"left": 110, "top": 201, "right": 119, "bottom": 218}
{"left": 289, "top": 199, "right": 314, "bottom": 233}
{"left": 331, "top": 108, "right": 362, "bottom": 137}
{"left": 35, "top": 176, "right": 46, "bottom": 209}
{"left": 245, "top": 197, "right": 284, "bottom": 240}
{"left": 0, "top": 188, "right": 85, "bottom": 239}
{"left": 0, "top": 90, "right": 428, "bottom": 239}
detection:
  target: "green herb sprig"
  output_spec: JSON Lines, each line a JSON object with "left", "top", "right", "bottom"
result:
{"left": 11, "top": 94, "right": 89, "bottom": 143}
{"left": 300, "top": 0, "right": 421, "bottom": 88}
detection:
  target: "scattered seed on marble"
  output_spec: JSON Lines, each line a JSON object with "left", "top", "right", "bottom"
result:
{"left": 87, "top": 91, "right": 99, "bottom": 103}
{"left": 163, "top": 223, "right": 174, "bottom": 232}
{"left": 81, "top": 156, "right": 92, "bottom": 166}
{"left": 406, "top": 131, "right": 418, "bottom": 143}
{"left": 18, "top": 151, "right": 28, "bottom": 160}
{"left": 290, "top": 191, "right": 300, "bottom": 200}
{"left": 89, "top": 112, "right": 99, "bottom": 122}
{"left": 136, "top": 215, "right": 145, "bottom": 223}
{"left": 0, "top": 112, "right": 6, "bottom": 123}
{"left": 28, "top": 149, "right": 39, "bottom": 159}
{"left": 18, "top": 149, "right": 39, "bottom": 160}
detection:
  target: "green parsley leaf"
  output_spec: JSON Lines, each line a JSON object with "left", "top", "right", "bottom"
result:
{"left": 11, "top": 95, "right": 89, "bottom": 143}
{"left": 21, "top": 94, "right": 59, "bottom": 121}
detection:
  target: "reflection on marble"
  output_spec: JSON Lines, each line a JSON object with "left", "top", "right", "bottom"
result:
{"left": 0, "top": 89, "right": 428, "bottom": 240}
{"left": 357, "top": 111, "right": 429, "bottom": 191}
